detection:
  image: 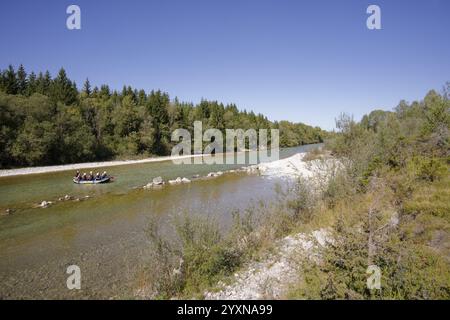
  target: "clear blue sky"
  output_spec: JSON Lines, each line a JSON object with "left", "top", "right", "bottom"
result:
{"left": 0, "top": 0, "right": 449, "bottom": 129}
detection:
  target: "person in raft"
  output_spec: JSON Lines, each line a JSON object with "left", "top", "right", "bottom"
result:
{"left": 75, "top": 170, "right": 109, "bottom": 181}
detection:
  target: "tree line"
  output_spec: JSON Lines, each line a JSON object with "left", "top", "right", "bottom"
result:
{"left": 0, "top": 65, "right": 327, "bottom": 168}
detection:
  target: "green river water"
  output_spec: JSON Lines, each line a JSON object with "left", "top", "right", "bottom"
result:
{"left": 0, "top": 145, "right": 319, "bottom": 299}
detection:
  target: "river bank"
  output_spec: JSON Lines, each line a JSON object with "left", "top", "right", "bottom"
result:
{"left": 0, "top": 154, "right": 205, "bottom": 178}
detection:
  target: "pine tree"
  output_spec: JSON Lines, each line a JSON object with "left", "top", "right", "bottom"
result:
{"left": 99, "top": 85, "right": 110, "bottom": 98}
{"left": 17, "top": 64, "right": 28, "bottom": 95}
{"left": 51, "top": 68, "right": 77, "bottom": 105}
{"left": 138, "top": 89, "right": 147, "bottom": 105}
{"left": 83, "top": 78, "right": 92, "bottom": 96}
{"left": 0, "top": 69, "right": 5, "bottom": 92}
{"left": 92, "top": 86, "right": 99, "bottom": 97}
{"left": 4, "top": 65, "right": 18, "bottom": 94}
{"left": 27, "top": 72, "right": 37, "bottom": 96}
{"left": 121, "top": 85, "right": 128, "bottom": 97}
{"left": 43, "top": 71, "right": 52, "bottom": 93}
{"left": 36, "top": 71, "right": 52, "bottom": 95}
{"left": 147, "top": 90, "right": 170, "bottom": 154}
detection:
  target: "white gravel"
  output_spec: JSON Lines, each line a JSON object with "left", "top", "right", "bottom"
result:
{"left": 257, "top": 153, "right": 313, "bottom": 178}
{"left": 249, "top": 152, "right": 340, "bottom": 180}
{"left": 204, "top": 229, "right": 330, "bottom": 300}
{"left": 0, "top": 154, "right": 205, "bottom": 177}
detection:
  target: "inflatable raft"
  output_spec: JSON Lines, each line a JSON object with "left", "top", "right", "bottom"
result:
{"left": 73, "top": 177, "right": 111, "bottom": 184}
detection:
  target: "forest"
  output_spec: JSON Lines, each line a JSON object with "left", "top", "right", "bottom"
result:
{"left": 0, "top": 64, "right": 327, "bottom": 168}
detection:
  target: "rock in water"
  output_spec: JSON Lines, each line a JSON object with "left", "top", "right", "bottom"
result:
{"left": 168, "top": 177, "right": 183, "bottom": 185}
{"left": 181, "top": 177, "right": 191, "bottom": 183}
{"left": 152, "top": 176, "right": 164, "bottom": 185}
{"left": 143, "top": 182, "right": 153, "bottom": 189}
{"left": 40, "top": 201, "right": 52, "bottom": 208}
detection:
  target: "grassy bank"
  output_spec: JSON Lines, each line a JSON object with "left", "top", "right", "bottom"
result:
{"left": 136, "top": 87, "right": 449, "bottom": 300}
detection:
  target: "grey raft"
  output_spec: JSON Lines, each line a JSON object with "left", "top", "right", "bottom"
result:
{"left": 73, "top": 177, "right": 111, "bottom": 184}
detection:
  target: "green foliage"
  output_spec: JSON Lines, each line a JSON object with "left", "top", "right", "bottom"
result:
{"left": 278, "top": 120, "right": 325, "bottom": 147}
{"left": 0, "top": 64, "right": 327, "bottom": 168}
{"left": 144, "top": 213, "right": 255, "bottom": 298}
{"left": 403, "top": 174, "right": 450, "bottom": 221}
{"left": 407, "top": 156, "right": 447, "bottom": 182}
{"left": 297, "top": 225, "right": 450, "bottom": 299}
{"left": 291, "top": 87, "right": 450, "bottom": 300}
{"left": 10, "top": 118, "right": 58, "bottom": 165}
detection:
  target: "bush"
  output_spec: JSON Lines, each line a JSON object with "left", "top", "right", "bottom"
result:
{"left": 406, "top": 156, "right": 447, "bottom": 182}
{"left": 403, "top": 172, "right": 450, "bottom": 221}
{"left": 142, "top": 211, "right": 260, "bottom": 298}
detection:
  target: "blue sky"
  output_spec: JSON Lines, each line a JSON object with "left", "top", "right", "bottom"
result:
{"left": 0, "top": 0, "right": 449, "bottom": 129}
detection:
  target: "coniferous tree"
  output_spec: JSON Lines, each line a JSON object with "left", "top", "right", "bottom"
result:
{"left": 0, "top": 69, "right": 5, "bottom": 92}
{"left": 4, "top": 65, "right": 18, "bottom": 94}
{"left": 27, "top": 72, "right": 37, "bottom": 96}
{"left": 83, "top": 78, "right": 92, "bottom": 96}
{"left": 92, "top": 86, "right": 99, "bottom": 97}
{"left": 51, "top": 68, "right": 77, "bottom": 105}
{"left": 138, "top": 89, "right": 147, "bottom": 105}
{"left": 99, "top": 85, "right": 111, "bottom": 98}
{"left": 36, "top": 71, "right": 52, "bottom": 95}
{"left": 147, "top": 90, "right": 170, "bottom": 154}
{"left": 17, "top": 64, "right": 28, "bottom": 95}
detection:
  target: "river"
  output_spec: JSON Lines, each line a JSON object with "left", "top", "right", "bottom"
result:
{"left": 0, "top": 144, "right": 319, "bottom": 299}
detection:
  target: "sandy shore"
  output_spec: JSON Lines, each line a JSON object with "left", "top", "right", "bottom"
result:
{"left": 0, "top": 154, "right": 205, "bottom": 178}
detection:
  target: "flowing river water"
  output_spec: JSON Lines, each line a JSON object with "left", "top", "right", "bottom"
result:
{"left": 0, "top": 145, "right": 319, "bottom": 299}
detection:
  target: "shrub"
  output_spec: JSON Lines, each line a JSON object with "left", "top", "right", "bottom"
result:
{"left": 407, "top": 156, "right": 447, "bottom": 182}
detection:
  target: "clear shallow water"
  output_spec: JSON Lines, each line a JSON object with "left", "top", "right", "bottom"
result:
{"left": 0, "top": 146, "right": 316, "bottom": 210}
{"left": 0, "top": 145, "right": 319, "bottom": 299}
